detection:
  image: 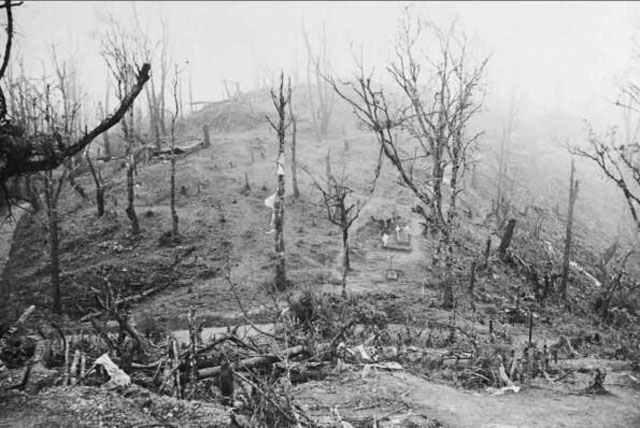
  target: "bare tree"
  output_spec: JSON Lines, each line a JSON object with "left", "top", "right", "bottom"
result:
{"left": 131, "top": 3, "right": 171, "bottom": 150}
{"left": 595, "top": 243, "right": 635, "bottom": 323}
{"left": 85, "top": 145, "right": 108, "bottom": 217}
{"left": 490, "top": 92, "right": 521, "bottom": 229}
{"left": 302, "top": 20, "right": 335, "bottom": 140}
{"left": 188, "top": 68, "right": 194, "bottom": 115}
{"left": 100, "top": 75, "right": 112, "bottom": 157}
{"left": 101, "top": 20, "right": 148, "bottom": 235}
{"left": 559, "top": 159, "right": 579, "bottom": 300}
{"left": 573, "top": 29, "right": 640, "bottom": 235}
{"left": 41, "top": 167, "right": 67, "bottom": 313}
{"left": 28, "top": 61, "right": 71, "bottom": 313}
{"left": 327, "top": 12, "right": 487, "bottom": 308}
{"left": 574, "top": 122, "right": 640, "bottom": 229}
{"left": 288, "top": 95, "right": 300, "bottom": 198}
{"left": 304, "top": 161, "right": 372, "bottom": 297}
{"left": 497, "top": 218, "right": 517, "bottom": 259}
{"left": 169, "top": 64, "right": 181, "bottom": 237}
{"left": 51, "top": 47, "right": 89, "bottom": 202}
{"left": 266, "top": 73, "right": 292, "bottom": 291}
{"left": 157, "top": 19, "right": 169, "bottom": 137}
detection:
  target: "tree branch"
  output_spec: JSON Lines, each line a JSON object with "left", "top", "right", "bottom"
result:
{"left": 0, "top": 63, "right": 151, "bottom": 180}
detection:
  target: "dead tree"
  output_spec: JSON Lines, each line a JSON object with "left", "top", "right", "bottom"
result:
{"left": 495, "top": 91, "right": 521, "bottom": 214}
{"left": 85, "top": 145, "right": 107, "bottom": 217}
{"left": 302, "top": 20, "right": 335, "bottom": 140}
{"left": 596, "top": 245, "right": 634, "bottom": 323}
{"left": 481, "top": 235, "right": 491, "bottom": 269}
{"left": 102, "top": 20, "right": 146, "bottom": 235}
{"left": 327, "top": 11, "right": 487, "bottom": 308}
{"left": 143, "top": 68, "right": 161, "bottom": 152}
{"left": 266, "top": 73, "right": 292, "bottom": 291}
{"left": 41, "top": 167, "right": 67, "bottom": 314}
{"left": 131, "top": 5, "right": 168, "bottom": 152}
{"left": 202, "top": 124, "right": 210, "bottom": 148}
{"left": 573, "top": 55, "right": 640, "bottom": 235}
{"left": 560, "top": 159, "right": 579, "bottom": 300}
{"left": 51, "top": 47, "right": 89, "bottom": 201}
{"left": 188, "top": 70, "right": 194, "bottom": 114}
{"left": 289, "top": 97, "right": 300, "bottom": 198}
{"left": 498, "top": 218, "right": 516, "bottom": 260}
{"left": 157, "top": 20, "right": 169, "bottom": 138}
{"left": 577, "top": 123, "right": 640, "bottom": 225}
{"left": 169, "top": 64, "right": 181, "bottom": 237}
{"left": 305, "top": 163, "right": 366, "bottom": 297}
{"left": 100, "top": 76, "right": 112, "bottom": 156}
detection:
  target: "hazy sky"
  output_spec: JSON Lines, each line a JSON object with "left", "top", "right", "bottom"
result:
{"left": 11, "top": 1, "right": 640, "bottom": 125}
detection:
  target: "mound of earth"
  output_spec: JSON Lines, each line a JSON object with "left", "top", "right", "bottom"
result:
{"left": 0, "top": 384, "right": 230, "bottom": 428}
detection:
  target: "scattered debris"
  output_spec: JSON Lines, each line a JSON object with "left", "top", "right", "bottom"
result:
{"left": 91, "top": 353, "right": 131, "bottom": 389}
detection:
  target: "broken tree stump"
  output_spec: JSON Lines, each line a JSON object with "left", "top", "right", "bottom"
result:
{"left": 498, "top": 218, "right": 517, "bottom": 260}
{"left": 585, "top": 368, "right": 608, "bottom": 395}
{"left": 197, "top": 344, "right": 307, "bottom": 379}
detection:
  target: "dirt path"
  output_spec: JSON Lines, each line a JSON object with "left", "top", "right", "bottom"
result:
{"left": 296, "top": 369, "right": 640, "bottom": 428}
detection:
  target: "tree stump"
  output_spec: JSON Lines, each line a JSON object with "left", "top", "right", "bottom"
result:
{"left": 585, "top": 368, "right": 608, "bottom": 395}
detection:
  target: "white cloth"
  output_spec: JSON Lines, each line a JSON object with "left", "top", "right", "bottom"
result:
{"left": 276, "top": 153, "right": 285, "bottom": 176}
{"left": 264, "top": 192, "right": 277, "bottom": 209}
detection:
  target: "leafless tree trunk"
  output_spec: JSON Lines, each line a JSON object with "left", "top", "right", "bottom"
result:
{"left": 102, "top": 19, "right": 145, "bottom": 235}
{"left": 85, "top": 146, "right": 106, "bottom": 217}
{"left": 145, "top": 81, "right": 161, "bottom": 151}
{"left": 496, "top": 92, "right": 520, "bottom": 208}
{"left": 123, "top": 110, "right": 140, "bottom": 235}
{"left": 304, "top": 163, "right": 369, "bottom": 297}
{"left": 202, "top": 124, "right": 210, "bottom": 148}
{"left": 482, "top": 235, "right": 491, "bottom": 269}
{"left": 42, "top": 168, "right": 67, "bottom": 314}
{"left": 131, "top": 6, "right": 167, "bottom": 153}
{"left": 102, "top": 76, "right": 111, "bottom": 156}
{"left": 158, "top": 19, "right": 169, "bottom": 137}
{"left": 325, "top": 148, "right": 332, "bottom": 180}
{"left": 289, "top": 100, "right": 300, "bottom": 198}
{"left": 170, "top": 64, "right": 181, "bottom": 237}
{"left": 51, "top": 48, "right": 89, "bottom": 202}
{"left": 302, "top": 20, "right": 335, "bottom": 141}
{"left": 598, "top": 247, "right": 634, "bottom": 322}
{"left": 178, "top": 71, "right": 185, "bottom": 121}
{"left": 266, "top": 73, "right": 292, "bottom": 291}
{"left": 188, "top": 70, "right": 194, "bottom": 115}
{"left": 498, "top": 218, "right": 516, "bottom": 259}
{"left": 560, "top": 159, "right": 579, "bottom": 300}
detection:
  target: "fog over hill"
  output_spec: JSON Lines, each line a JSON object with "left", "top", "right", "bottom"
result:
{"left": 14, "top": 1, "right": 639, "bottom": 120}
{"left": 5, "top": 1, "right": 639, "bottom": 241}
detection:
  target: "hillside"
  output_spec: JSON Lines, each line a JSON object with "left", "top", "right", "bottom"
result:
{"left": 1, "top": 88, "right": 640, "bottom": 427}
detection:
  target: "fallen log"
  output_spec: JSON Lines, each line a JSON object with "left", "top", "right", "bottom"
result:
{"left": 1, "top": 304, "right": 35, "bottom": 339}
{"left": 198, "top": 344, "right": 307, "bottom": 379}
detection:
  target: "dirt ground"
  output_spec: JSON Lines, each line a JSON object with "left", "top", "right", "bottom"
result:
{"left": 295, "top": 366, "right": 640, "bottom": 428}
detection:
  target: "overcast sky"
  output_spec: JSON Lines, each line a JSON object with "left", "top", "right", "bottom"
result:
{"left": 11, "top": 1, "right": 640, "bottom": 125}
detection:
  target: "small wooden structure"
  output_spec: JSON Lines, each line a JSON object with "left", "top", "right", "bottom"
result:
{"left": 381, "top": 220, "right": 412, "bottom": 252}
{"left": 385, "top": 256, "right": 404, "bottom": 281}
